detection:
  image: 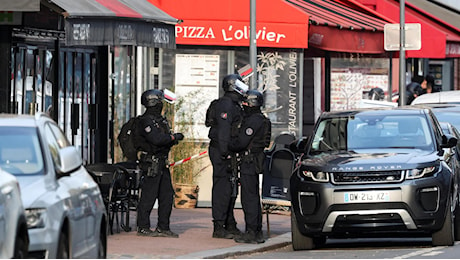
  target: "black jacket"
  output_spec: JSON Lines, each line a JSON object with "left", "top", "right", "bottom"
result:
{"left": 208, "top": 92, "right": 244, "bottom": 156}
{"left": 137, "top": 107, "right": 175, "bottom": 157}
{"left": 230, "top": 108, "right": 271, "bottom": 153}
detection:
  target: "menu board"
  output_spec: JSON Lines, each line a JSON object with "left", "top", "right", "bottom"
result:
{"left": 174, "top": 54, "right": 220, "bottom": 140}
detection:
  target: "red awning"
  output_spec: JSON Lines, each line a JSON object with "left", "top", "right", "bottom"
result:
{"left": 357, "top": 0, "right": 460, "bottom": 58}
{"left": 405, "top": 0, "right": 460, "bottom": 58}
{"left": 286, "top": 0, "right": 389, "bottom": 54}
{"left": 148, "top": 0, "right": 309, "bottom": 48}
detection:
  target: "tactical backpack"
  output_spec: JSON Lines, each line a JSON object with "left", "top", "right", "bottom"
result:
{"left": 205, "top": 99, "right": 219, "bottom": 127}
{"left": 262, "top": 116, "right": 272, "bottom": 148}
{"left": 118, "top": 116, "right": 141, "bottom": 162}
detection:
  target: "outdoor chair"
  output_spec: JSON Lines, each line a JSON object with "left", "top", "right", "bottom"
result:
{"left": 262, "top": 133, "right": 296, "bottom": 235}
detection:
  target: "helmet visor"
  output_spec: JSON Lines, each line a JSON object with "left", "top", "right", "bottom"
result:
{"left": 163, "top": 89, "right": 177, "bottom": 104}
{"left": 233, "top": 79, "right": 249, "bottom": 95}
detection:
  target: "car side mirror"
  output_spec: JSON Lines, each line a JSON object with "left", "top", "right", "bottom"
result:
{"left": 289, "top": 136, "right": 309, "bottom": 154}
{"left": 56, "top": 146, "right": 82, "bottom": 177}
{"left": 441, "top": 134, "right": 458, "bottom": 149}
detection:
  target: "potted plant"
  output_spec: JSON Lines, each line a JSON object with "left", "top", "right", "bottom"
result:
{"left": 165, "top": 89, "right": 207, "bottom": 208}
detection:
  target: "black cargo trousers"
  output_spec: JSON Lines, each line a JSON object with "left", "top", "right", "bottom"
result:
{"left": 209, "top": 144, "right": 238, "bottom": 227}
{"left": 137, "top": 154, "right": 174, "bottom": 231}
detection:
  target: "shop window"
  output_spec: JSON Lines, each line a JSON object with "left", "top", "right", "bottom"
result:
{"left": 10, "top": 47, "right": 55, "bottom": 115}
{"left": 330, "top": 57, "right": 390, "bottom": 111}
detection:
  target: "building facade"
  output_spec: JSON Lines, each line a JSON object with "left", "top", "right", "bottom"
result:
{"left": 0, "top": 0, "right": 177, "bottom": 165}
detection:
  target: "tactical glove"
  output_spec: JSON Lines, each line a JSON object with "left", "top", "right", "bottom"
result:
{"left": 173, "top": 133, "right": 184, "bottom": 141}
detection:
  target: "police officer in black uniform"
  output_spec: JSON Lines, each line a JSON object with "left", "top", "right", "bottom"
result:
{"left": 206, "top": 74, "right": 248, "bottom": 239}
{"left": 368, "top": 87, "right": 385, "bottom": 101}
{"left": 230, "top": 90, "right": 271, "bottom": 244}
{"left": 136, "top": 89, "right": 184, "bottom": 238}
{"left": 405, "top": 75, "right": 424, "bottom": 105}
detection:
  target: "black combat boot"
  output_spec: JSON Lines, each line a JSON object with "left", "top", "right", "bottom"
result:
{"left": 256, "top": 230, "right": 265, "bottom": 243}
{"left": 225, "top": 222, "right": 242, "bottom": 237}
{"left": 154, "top": 227, "right": 179, "bottom": 238}
{"left": 213, "top": 221, "right": 233, "bottom": 239}
{"left": 137, "top": 227, "right": 158, "bottom": 237}
{"left": 234, "top": 230, "right": 259, "bottom": 244}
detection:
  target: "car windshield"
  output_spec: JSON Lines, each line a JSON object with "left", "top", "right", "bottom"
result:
{"left": 311, "top": 115, "right": 434, "bottom": 153}
{"left": 0, "top": 127, "right": 45, "bottom": 175}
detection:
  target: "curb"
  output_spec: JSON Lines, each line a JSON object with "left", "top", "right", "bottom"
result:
{"left": 176, "top": 232, "right": 292, "bottom": 259}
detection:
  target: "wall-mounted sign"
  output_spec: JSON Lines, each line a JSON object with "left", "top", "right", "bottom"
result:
{"left": 65, "top": 19, "right": 176, "bottom": 48}
{"left": 175, "top": 20, "right": 308, "bottom": 48}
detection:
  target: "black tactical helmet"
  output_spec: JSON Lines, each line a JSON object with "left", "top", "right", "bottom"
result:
{"left": 407, "top": 83, "right": 423, "bottom": 96}
{"left": 141, "top": 89, "right": 164, "bottom": 107}
{"left": 222, "top": 74, "right": 248, "bottom": 95}
{"left": 368, "top": 87, "right": 385, "bottom": 101}
{"left": 245, "top": 90, "right": 264, "bottom": 107}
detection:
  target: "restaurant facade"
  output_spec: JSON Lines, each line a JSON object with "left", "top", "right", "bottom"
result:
{"left": 3, "top": 0, "right": 460, "bottom": 170}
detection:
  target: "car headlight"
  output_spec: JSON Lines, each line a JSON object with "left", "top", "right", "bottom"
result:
{"left": 300, "top": 170, "right": 330, "bottom": 182}
{"left": 405, "top": 165, "right": 439, "bottom": 179}
{"left": 25, "top": 208, "right": 46, "bottom": 229}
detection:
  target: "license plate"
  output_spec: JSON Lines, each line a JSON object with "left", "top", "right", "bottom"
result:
{"left": 344, "top": 191, "right": 390, "bottom": 203}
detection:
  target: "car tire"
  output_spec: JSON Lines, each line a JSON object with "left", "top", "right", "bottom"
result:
{"left": 432, "top": 193, "right": 455, "bottom": 246}
{"left": 454, "top": 195, "right": 460, "bottom": 241}
{"left": 13, "top": 233, "right": 28, "bottom": 259}
{"left": 98, "top": 223, "right": 107, "bottom": 259}
{"left": 57, "top": 231, "right": 70, "bottom": 259}
{"left": 291, "top": 212, "right": 314, "bottom": 250}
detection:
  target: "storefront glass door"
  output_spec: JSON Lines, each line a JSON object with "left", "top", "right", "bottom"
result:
{"left": 59, "top": 50, "right": 98, "bottom": 164}
{"left": 109, "top": 46, "right": 134, "bottom": 163}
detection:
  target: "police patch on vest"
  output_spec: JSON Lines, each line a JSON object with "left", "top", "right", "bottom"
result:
{"left": 221, "top": 112, "right": 227, "bottom": 119}
{"left": 145, "top": 126, "right": 152, "bottom": 133}
{"left": 245, "top": 127, "right": 254, "bottom": 136}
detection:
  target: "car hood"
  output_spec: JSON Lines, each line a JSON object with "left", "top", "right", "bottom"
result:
{"left": 15, "top": 175, "right": 50, "bottom": 208}
{"left": 303, "top": 149, "right": 439, "bottom": 172}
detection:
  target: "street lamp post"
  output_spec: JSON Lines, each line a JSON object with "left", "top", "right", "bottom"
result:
{"left": 250, "top": 0, "right": 257, "bottom": 89}
{"left": 399, "top": 0, "right": 406, "bottom": 106}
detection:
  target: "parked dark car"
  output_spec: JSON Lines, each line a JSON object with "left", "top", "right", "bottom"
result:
{"left": 410, "top": 91, "right": 460, "bottom": 130}
{"left": 289, "top": 107, "right": 460, "bottom": 250}
{"left": 421, "top": 104, "right": 460, "bottom": 131}
{"left": 440, "top": 121, "right": 460, "bottom": 206}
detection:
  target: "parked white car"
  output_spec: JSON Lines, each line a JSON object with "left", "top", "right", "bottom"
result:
{"left": 0, "top": 169, "right": 29, "bottom": 258}
{"left": 0, "top": 113, "right": 107, "bottom": 258}
{"left": 411, "top": 90, "right": 460, "bottom": 105}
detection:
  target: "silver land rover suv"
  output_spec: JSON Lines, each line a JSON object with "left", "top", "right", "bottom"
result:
{"left": 289, "top": 107, "right": 460, "bottom": 250}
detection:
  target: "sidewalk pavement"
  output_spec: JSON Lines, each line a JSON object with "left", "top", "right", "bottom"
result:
{"left": 107, "top": 207, "right": 292, "bottom": 259}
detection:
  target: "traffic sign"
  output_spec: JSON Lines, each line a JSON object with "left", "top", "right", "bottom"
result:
{"left": 384, "top": 23, "right": 421, "bottom": 51}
